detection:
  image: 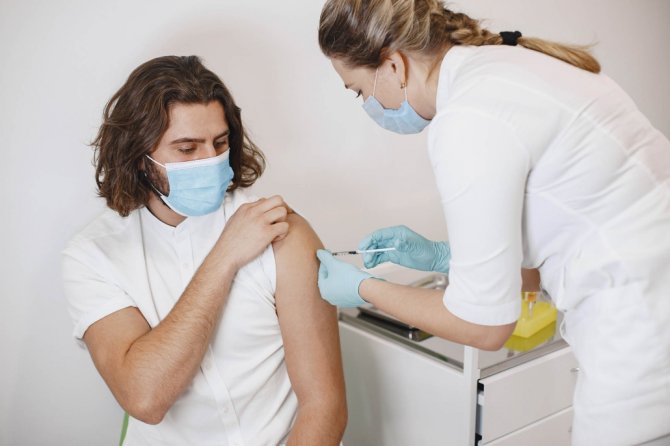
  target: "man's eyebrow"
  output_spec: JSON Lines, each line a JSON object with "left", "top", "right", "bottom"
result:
{"left": 170, "top": 137, "right": 205, "bottom": 144}
{"left": 215, "top": 130, "right": 230, "bottom": 139}
{"left": 169, "top": 130, "right": 229, "bottom": 145}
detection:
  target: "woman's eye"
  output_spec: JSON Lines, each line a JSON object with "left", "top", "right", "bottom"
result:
{"left": 178, "top": 147, "right": 196, "bottom": 154}
{"left": 215, "top": 140, "right": 228, "bottom": 148}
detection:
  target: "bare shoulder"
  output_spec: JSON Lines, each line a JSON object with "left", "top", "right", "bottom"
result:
{"left": 272, "top": 212, "right": 324, "bottom": 298}
{"left": 272, "top": 212, "right": 323, "bottom": 257}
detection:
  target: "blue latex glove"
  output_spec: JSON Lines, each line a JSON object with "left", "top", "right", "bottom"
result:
{"left": 358, "top": 225, "right": 451, "bottom": 273}
{"left": 317, "top": 249, "right": 373, "bottom": 307}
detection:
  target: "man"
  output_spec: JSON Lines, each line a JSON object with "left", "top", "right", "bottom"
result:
{"left": 62, "top": 55, "right": 346, "bottom": 445}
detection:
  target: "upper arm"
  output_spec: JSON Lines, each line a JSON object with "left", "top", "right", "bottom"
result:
{"left": 62, "top": 247, "right": 151, "bottom": 406}
{"left": 83, "top": 307, "right": 151, "bottom": 405}
{"left": 272, "top": 213, "right": 345, "bottom": 407}
{"left": 430, "top": 110, "right": 530, "bottom": 326}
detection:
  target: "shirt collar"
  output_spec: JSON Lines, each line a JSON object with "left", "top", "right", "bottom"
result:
{"left": 139, "top": 206, "right": 191, "bottom": 237}
{"left": 139, "top": 205, "right": 226, "bottom": 239}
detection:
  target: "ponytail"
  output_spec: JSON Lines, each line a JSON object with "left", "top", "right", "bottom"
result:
{"left": 441, "top": 8, "right": 600, "bottom": 73}
{"left": 319, "top": 0, "right": 600, "bottom": 73}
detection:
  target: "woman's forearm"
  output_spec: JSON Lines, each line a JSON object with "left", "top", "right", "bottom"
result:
{"left": 359, "top": 279, "right": 515, "bottom": 350}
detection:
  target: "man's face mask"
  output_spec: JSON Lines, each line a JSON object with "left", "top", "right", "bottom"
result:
{"left": 362, "top": 69, "right": 431, "bottom": 134}
{"left": 145, "top": 151, "right": 234, "bottom": 217}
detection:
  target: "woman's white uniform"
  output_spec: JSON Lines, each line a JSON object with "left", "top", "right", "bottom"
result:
{"left": 428, "top": 45, "right": 670, "bottom": 444}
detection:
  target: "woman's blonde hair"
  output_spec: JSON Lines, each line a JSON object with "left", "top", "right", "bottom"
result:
{"left": 319, "top": 0, "right": 600, "bottom": 73}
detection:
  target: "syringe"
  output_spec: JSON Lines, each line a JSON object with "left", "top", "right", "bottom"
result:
{"left": 332, "top": 247, "right": 397, "bottom": 256}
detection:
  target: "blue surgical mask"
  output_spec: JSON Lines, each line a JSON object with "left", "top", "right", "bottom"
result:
{"left": 145, "top": 151, "right": 234, "bottom": 217}
{"left": 362, "top": 69, "right": 431, "bottom": 134}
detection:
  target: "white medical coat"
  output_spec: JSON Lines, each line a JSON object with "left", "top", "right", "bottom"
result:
{"left": 429, "top": 45, "right": 670, "bottom": 444}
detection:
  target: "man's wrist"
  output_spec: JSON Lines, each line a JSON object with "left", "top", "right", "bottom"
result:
{"left": 203, "top": 250, "right": 240, "bottom": 282}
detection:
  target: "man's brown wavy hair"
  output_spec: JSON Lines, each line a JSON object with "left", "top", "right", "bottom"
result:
{"left": 92, "top": 55, "right": 265, "bottom": 217}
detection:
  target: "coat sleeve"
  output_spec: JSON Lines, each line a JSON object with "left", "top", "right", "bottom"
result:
{"left": 428, "top": 108, "right": 530, "bottom": 325}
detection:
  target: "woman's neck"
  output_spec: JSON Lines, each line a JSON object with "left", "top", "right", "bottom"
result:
{"left": 407, "top": 47, "right": 451, "bottom": 119}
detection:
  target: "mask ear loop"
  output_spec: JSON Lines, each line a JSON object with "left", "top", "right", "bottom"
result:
{"left": 145, "top": 154, "right": 166, "bottom": 169}
{"left": 142, "top": 156, "right": 170, "bottom": 203}
{"left": 372, "top": 68, "right": 379, "bottom": 97}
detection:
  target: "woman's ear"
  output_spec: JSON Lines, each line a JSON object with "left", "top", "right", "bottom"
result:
{"left": 385, "top": 51, "right": 408, "bottom": 86}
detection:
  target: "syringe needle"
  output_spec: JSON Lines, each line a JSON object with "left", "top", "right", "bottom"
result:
{"left": 332, "top": 247, "right": 397, "bottom": 256}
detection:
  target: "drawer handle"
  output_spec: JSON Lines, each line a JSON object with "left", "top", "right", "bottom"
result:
{"left": 570, "top": 367, "right": 580, "bottom": 373}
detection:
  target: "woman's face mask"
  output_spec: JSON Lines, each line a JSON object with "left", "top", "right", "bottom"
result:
{"left": 145, "top": 151, "right": 234, "bottom": 217}
{"left": 362, "top": 69, "right": 431, "bottom": 134}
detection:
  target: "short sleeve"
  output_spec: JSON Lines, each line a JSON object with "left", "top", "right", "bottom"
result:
{"left": 61, "top": 244, "right": 137, "bottom": 346}
{"left": 224, "top": 189, "right": 277, "bottom": 302}
{"left": 428, "top": 109, "right": 530, "bottom": 325}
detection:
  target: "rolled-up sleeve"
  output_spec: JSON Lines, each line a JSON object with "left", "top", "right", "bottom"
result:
{"left": 428, "top": 109, "right": 530, "bottom": 325}
{"left": 62, "top": 242, "right": 136, "bottom": 345}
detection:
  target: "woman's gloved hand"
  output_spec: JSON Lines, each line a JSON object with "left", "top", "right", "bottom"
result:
{"left": 358, "top": 225, "right": 451, "bottom": 273}
{"left": 316, "top": 250, "right": 372, "bottom": 307}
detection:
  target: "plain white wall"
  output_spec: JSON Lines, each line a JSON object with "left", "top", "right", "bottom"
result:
{"left": 1, "top": 0, "right": 668, "bottom": 444}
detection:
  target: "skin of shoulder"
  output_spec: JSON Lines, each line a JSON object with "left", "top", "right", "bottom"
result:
{"left": 271, "top": 212, "right": 347, "bottom": 443}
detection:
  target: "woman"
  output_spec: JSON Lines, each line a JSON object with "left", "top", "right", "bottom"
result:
{"left": 314, "top": 1, "right": 670, "bottom": 444}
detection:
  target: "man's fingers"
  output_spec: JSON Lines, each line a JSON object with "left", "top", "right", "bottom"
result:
{"left": 270, "top": 221, "right": 289, "bottom": 240}
{"left": 264, "top": 205, "right": 288, "bottom": 224}
{"left": 260, "top": 195, "right": 289, "bottom": 212}
{"left": 271, "top": 220, "right": 290, "bottom": 242}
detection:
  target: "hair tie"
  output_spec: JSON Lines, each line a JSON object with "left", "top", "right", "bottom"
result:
{"left": 500, "top": 31, "right": 522, "bottom": 46}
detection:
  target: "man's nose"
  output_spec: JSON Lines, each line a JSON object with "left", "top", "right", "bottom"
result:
{"left": 203, "top": 144, "right": 218, "bottom": 158}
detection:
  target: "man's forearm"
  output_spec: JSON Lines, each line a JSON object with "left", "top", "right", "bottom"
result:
{"left": 120, "top": 253, "right": 237, "bottom": 423}
{"left": 286, "top": 400, "right": 347, "bottom": 446}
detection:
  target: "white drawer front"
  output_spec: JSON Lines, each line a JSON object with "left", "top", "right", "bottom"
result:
{"left": 339, "top": 323, "right": 471, "bottom": 446}
{"left": 482, "top": 407, "right": 573, "bottom": 446}
{"left": 477, "top": 347, "right": 578, "bottom": 442}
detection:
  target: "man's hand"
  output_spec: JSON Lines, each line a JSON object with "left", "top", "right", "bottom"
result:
{"left": 214, "top": 195, "right": 291, "bottom": 270}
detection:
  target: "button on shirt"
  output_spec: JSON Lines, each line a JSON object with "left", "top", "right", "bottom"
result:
{"left": 62, "top": 190, "right": 297, "bottom": 445}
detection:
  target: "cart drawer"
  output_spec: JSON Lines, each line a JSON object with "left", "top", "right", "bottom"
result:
{"left": 477, "top": 347, "right": 578, "bottom": 442}
{"left": 481, "top": 407, "right": 573, "bottom": 445}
